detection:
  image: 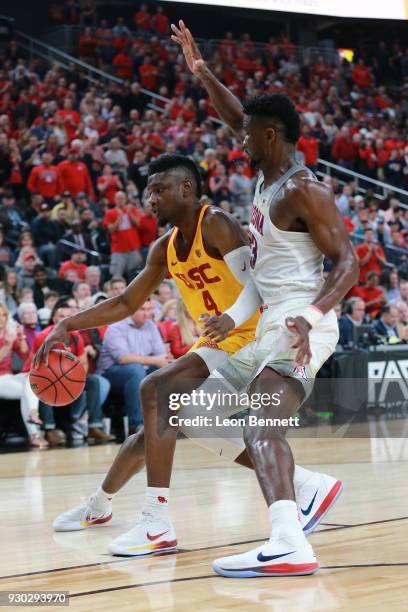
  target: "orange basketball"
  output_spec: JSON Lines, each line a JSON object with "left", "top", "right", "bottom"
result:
{"left": 29, "top": 348, "right": 86, "bottom": 406}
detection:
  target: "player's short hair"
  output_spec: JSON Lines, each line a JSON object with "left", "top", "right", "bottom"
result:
{"left": 148, "top": 154, "right": 203, "bottom": 198}
{"left": 243, "top": 93, "right": 300, "bottom": 144}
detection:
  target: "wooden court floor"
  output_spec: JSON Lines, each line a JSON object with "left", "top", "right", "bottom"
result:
{"left": 1, "top": 437, "right": 408, "bottom": 611}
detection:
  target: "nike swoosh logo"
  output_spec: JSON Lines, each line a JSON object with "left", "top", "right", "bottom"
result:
{"left": 241, "top": 262, "right": 247, "bottom": 272}
{"left": 146, "top": 530, "right": 169, "bottom": 541}
{"left": 171, "top": 261, "right": 178, "bottom": 266}
{"left": 257, "top": 551, "right": 295, "bottom": 562}
{"left": 301, "top": 490, "right": 318, "bottom": 516}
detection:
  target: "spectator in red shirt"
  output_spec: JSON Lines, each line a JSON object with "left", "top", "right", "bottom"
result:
{"left": 56, "top": 97, "right": 80, "bottom": 141}
{"left": 139, "top": 55, "right": 158, "bottom": 90}
{"left": 152, "top": 6, "right": 169, "bottom": 35}
{"left": 168, "top": 299, "right": 200, "bottom": 358}
{"left": 103, "top": 190, "right": 143, "bottom": 278}
{"left": 57, "top": 148, "right": 94, "bottom": 198}
{"left": 27, "top": 152, "right": 60, "bottom": 200}
{"left": 134, "top": 4, "right": 151, "bottom": 31}
{"left": 331, "top": 126, "right": 357, "bottom": 170}
{"left": 360, "top": 271, "right": 387, "bottom": 319}
{"left": 352, "top": 59, "right": 373, "bottom": 89}
{"left": 97, "top": 164, "right": 122, "bottom": 204}
{"left": 58, "top": 248, "right": 88, "bottom": 282}
{"left": 112, "top": 49, "right": 133, "bottom": 79}
{"left": 138, "top": 201, "right": 158, "bottom": 263}
{"left": 356, "top": 228, "right": 387, "bottom": 283}
{"left": 297, "top": 126, "right": 319, "bottom": 170}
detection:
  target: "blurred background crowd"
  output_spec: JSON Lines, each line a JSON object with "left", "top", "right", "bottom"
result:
{"left": 1, "top": 1, "right": 408, "bottom": 450}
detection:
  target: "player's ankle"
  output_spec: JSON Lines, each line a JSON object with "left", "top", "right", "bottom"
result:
{"left": 143, "top": 486, "right": 171, "bottom": 518}
{"left": 91, "top": 485, "right": 115, "bottom": 513}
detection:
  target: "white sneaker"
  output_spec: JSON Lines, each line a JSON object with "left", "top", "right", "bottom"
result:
{"left": 297, "top": 472, "right": 343, "bottom": 535}
{"left": 108, "top": 512, "right": 177, "bottom": 557}
{"left": 53, "top": 497, "right": 112, "bottom": 532}
{"left": 213, "top": 534, "right": 319, "bottom": 578}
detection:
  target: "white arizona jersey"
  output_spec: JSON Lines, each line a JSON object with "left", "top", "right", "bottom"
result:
{"left": 248, "top": 163, "right": 324, "bottom": 304}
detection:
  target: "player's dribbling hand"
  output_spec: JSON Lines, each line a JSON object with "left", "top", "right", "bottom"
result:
{"left": 285, "top": 316, "right": 312, "bottom": 366}
{"left": 33, "top": 322, "right": 69, "bottom": 369}
{"left": 201, "top": 313, "right": 235, "bottom": 343}
{"left": 170, "top": 20, "right": 206, "bottom": 77}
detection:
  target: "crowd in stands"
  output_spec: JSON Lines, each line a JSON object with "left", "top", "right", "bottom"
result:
{"left": 1, "top": 6, "right": 408, "bottom": 450}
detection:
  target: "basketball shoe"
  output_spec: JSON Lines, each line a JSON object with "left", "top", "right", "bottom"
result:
{"left": 53, "top": 496, "right": 112, "bottom": 531}
{"left": 107, "top": 512, "right": 177, "bottom": 556}
{"left": 296, "top": 471, "right": 343, "bottom": 535}
{"left": 213, "top": 535, "right": 318, "bottom": 578}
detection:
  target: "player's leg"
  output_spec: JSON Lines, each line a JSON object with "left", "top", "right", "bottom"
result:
{"left": 213, "top": 366, "right": 320, "bottom": 577}
{"left": 53, "top": 351, "right": 210, "bottom": 538}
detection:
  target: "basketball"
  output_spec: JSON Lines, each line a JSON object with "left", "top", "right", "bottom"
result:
{"left": 29, "top": 349, "right": 86, "bottom": 406}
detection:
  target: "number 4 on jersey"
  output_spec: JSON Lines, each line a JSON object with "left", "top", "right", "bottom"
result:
{"left": 202, "top": 290, "right": 221, "bottom": 315}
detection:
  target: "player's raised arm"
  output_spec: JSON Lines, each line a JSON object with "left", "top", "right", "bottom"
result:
{"left": 33, "top": 235, "right": 169, "bottom": 367}
{"left": 171, "top": 20, "right": 244, "bottom": 137}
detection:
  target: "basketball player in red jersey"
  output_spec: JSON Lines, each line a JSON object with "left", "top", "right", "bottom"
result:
{"left": 170, "top": 22, "right": 358, "bottom": 576}
{"left": 36, "top": 155, "right": 342, "bottom": 557}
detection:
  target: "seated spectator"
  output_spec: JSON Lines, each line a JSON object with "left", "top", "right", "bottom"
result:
{"left": 0, "top": 301, "right": 46, "bottom": 448}
{"left": 51, "top": 192, "right": 76, "bottom": 224}
{"left": 399, "top": 280, "right": 408, "bottom": 306}
{"left": 373, "top": 305, "right": 399, "bottom": 341}
{"left": 395, "top": 301, "right": 408, "bottom": 339}
{"left": 58, "top": 248, "right": 88, "bottom": 281}
{"left": 152, "top": 281, "right": 174, "bottom": 320}
{"left": 338, "top": 297, "right": 366, "bottom": 348}
{"left": 25, "top": 297, "right": 113, "bottom": 445}
{"left": 16, "top": 249, "right": 42, "bottom": 289}
{"left": 31, "top": 202, "right": 61, "bottom": 269}
{"left": 168, "top": 299, "right": 200, "bottom": 358}
{"left": 97, "top": 298, "right": 171, "bottom": 435}
{"left": 381, "top": 268, "right": 401, "bottom": 303}
{"left": 14, "top": 230, "right": 35, "bottom": 265}
{"left": 157, "top": 298, "right": 177, "bottom": 342}
{"left": 0, "top": 191, "right": 26, "bottom": 247}
{"left": 0, "top": 228, "right": 13, "bottom": 267}
{"left": 0, "top": 268, "right": 21, "bottom": 314}
{"left": 105, "top": 275, "right": 126, "bottom": 297}
{"left": 72, "top": 281, "right": 92, "bottom": 303}
{"left": 80, "top": 293, "right": 108, "bottom": 373}
{"left": 355, "top": 229, "right": 387, "bottom": 284}
{"left": 37, "top": 290, "right": 59, "bottom": 328}
{"left": 85, "top": 266, "right": 102, "bottom": 294}
{"left": 209, "top": 163, "right": 231, "bottom": 206}
{"left": 18, "top": 287, "right": 35, "bottom": 306}
{"left": 360, "top": 271, "right": 387, "bottom": 319}
{"left": 32, "top": 265, "right": 67, "bottom": 309}
{"left": 17, "top": 302, "right": 41, "bottom": 351}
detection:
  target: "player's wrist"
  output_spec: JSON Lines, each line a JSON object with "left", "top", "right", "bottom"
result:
{"left": 300, "top": 305, "right": 324, "bottom": 329}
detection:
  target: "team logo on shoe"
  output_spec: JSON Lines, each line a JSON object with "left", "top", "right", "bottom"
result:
{"left": 256, "top": 551, "right": 295, "bottom": 562}
{"left": 157, "top": 496, "right": 168, "bottom": 504}
{"left": 147, "top": 530, "right": 169, "bottom": 541}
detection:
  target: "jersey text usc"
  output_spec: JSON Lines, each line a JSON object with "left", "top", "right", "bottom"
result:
{"left": 166, "top": 205, "right": 258, "bottom": 354}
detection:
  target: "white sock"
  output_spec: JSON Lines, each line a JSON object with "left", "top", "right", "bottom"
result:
{"left": 142, "top": 487, "right": 170, "bottom": 520}
{"left": 91, "top": 486, "right": 115, "bottom": 514}
{"left": 269, "top": 500, "right": 305, "bottom": 542}
{"left": 293, "top": 465, "right": 315, "bottom": 492}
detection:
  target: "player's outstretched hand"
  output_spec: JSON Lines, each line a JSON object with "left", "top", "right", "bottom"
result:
{"left": 33, "top": 322, "right": 69, "bottom": 369}
{"left": 201, "top": 313, "right": 235, "bottom": 343}
{"left": 285, "top": 316, "right": 312, "bottom": 366}
{"left": 171, "top": 20, "right": 206, "bottom": 77}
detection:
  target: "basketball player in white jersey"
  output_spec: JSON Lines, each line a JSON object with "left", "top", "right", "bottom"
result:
{"left": 171, "top": 22, "right": 359, "bottom": 576}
